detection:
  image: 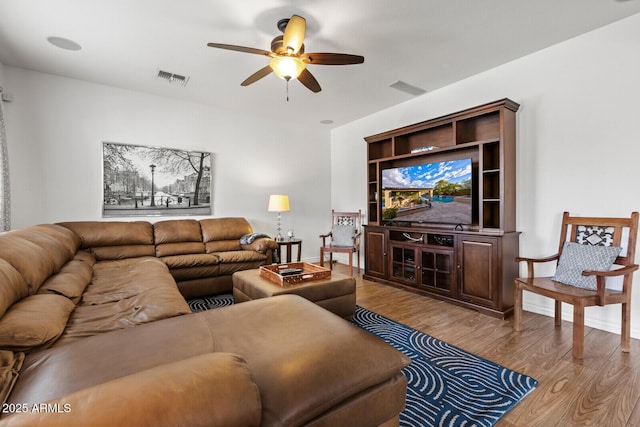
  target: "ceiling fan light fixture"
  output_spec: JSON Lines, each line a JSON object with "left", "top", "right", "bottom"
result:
{"left": 270, "top": 56, "right": 306, "bottom": 80}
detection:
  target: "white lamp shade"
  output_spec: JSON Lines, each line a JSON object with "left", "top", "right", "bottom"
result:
{"left": 269, "top": 56, "right": 306, "bottom": 80}
{"left": 268, "top": 195, "right": 290, "bottom": 212}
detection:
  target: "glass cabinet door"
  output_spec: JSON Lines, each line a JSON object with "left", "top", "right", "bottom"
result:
{"left": 420, "top": 249, "right": 454, "bottom": 295}
{"left": 391, "top": 245, "right": 417, "bottom": 285}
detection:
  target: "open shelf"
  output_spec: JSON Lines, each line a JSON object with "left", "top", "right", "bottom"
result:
{"left": 456, "top": 111, "right": 501, "bottom": 144}
{"left": 394, "top": 123, "right": 454, "bottom": 155}
{"left": 368, "top": 139, "right": 393, "bottom": 160}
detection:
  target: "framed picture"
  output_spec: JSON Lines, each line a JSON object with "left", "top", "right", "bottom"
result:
{"left": 102, "top": 142, "right": 213, "bottom": 217}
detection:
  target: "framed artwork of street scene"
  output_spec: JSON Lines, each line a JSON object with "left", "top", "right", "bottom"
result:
{"left": 102, "top": 142, "right": 213, "bottom": 217}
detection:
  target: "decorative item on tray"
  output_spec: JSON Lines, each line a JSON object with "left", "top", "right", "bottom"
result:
{"left": 260, "top": 262, "right": 331, "bottom": 285}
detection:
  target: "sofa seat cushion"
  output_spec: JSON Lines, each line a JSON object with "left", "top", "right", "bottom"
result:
{"left": 157, "top": 252, "right": 223, "bottom": 284}
{"left": 213, "top": 251, "right": 268, "bottom": 276}
{"left": 160, "top": 254, "right": 220, "bottom": 269}
{"left": 168, "top": 266, "right": 221, "bottom": 282}
{"left": 54, "top": 257, "right": 190, "bottom": 345}
{"left": 0, "top": 295, "right": 76, "bottom": 352}
{"left": 7, "top": 296, "right": 409, "bottom": 427}
{"left": 214, "top": 251, "right": 267, "bottom": 263}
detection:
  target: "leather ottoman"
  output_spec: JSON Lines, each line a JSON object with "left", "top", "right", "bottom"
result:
{"left": 232, "top": 268, "right": 356, "bottom": 318}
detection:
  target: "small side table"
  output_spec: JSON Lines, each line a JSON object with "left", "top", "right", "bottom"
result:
{"left": 275, "top": 239, "right": 302, "bottom": 263}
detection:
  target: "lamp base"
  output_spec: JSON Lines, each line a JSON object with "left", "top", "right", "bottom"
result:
{"left": 275, "top": 212, "right": 283, "bottom": 241}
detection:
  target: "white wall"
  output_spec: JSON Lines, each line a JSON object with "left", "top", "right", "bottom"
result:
{"left": 331, "top": 13, "right": 640, "bottom": 338}
{"left": 3, "top": 67, "right": 331, "bottom": 261}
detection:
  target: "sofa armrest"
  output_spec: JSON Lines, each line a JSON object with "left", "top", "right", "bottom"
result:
{"left": 0, "top": 353, "right": 261, "bottom": 427}
{"left": 241, "top": 237, "right": 278, "bottom": 253}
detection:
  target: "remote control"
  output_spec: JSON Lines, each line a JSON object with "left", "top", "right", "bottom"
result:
{"left": 279, "top": 268, "right": 303, "bottom": 276}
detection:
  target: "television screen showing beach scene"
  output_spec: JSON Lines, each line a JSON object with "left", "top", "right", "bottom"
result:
{"left": 381, "top": 159, "right": 472, "bottom": 225}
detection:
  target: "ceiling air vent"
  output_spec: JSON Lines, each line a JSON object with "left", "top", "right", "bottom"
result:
{"left": 388, "top": 80, "right": 426, "bottom": 96}
{"left": 155, "top": 69, "right": 190, "bottom": 87}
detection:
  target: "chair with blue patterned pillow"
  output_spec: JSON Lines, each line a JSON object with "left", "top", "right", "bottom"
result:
{"left": 513, "top": 211, "right": 639, "bottom": 358}
{"left": 319, "top": 210, "right": 361, "bottom": 276}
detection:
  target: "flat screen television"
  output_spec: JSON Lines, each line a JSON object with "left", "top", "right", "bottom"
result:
{"left": 381, "top": 158, "right": 473, "bottom": 225}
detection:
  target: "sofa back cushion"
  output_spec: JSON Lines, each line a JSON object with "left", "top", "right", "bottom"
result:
{"left": 0, "top": 294, "right": 76, "bottom": 351}
{"left": 37, "top": 252, "right": 95, "bottom": 304}
{"left": 0, "top": 260, "right": 29, "bottom": 318}
{"left": 200, "top": 218, "right": 253, "bottom": 253}
{"left": 0, "top": 224, "right": 80, "bottom": 294}
{"left": 154, "top": 220, "right": 205, "bottom": 257}
{"left": 59, "top": 221, "right": 155, "bottom": 261}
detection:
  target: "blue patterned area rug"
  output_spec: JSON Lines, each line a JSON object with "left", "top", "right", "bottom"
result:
{"left": 188, "top": 295, "right": 537, "bottom": 427}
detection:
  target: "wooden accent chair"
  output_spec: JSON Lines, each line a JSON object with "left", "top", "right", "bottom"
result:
{"left": 514, "top": 212, "right": 639, "bottom": 359}
{"left": 319, "top": 210, "right": 362, "bottom": 276}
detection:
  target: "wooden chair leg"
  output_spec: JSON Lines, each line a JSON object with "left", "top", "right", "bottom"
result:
{"left": 513, "top": 282, "right": 523, "bottom": 332}
{"left": 572, "top": 304, "right": 585, "bottom": 359}
{"left": 356, "top": 250, "right": 360, "bottom": 273}
{"left": 320, "top": 248, "right": 325, "bottom": 267}
{"left": 622, "top": 302, "right": 631, "bottom": 353}
{"left": 555, "top": 300, "right": 562, "bottom": 326}
{"left": 329, "top": 252, "right": 333, "bottom": 270}
{"left": 348, "top": 252, "right": 353, "bottom": 276}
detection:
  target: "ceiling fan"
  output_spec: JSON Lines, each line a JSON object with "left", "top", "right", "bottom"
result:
{"left": 207, "top": 15, "right": 364, "bottom": 95}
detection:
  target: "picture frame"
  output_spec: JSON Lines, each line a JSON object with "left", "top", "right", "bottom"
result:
{"left": 102, "top": 142, "right": 213, "bottom": 217}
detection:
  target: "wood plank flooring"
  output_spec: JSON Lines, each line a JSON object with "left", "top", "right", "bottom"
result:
{"left": 334, "top": 264, "right": 640, "bottom": 426}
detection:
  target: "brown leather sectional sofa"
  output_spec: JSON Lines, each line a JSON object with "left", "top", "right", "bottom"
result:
{"left": 0, "top": 219, "right": 410, "bottom": 426}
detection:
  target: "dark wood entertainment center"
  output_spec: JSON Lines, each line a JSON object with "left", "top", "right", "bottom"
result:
{"left": 363, "top": 99, "right": 520, "bottom": 318}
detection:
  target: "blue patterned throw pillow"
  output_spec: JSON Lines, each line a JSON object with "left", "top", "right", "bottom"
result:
{"left": 553, "top": 241, "right": 622, "bottom": 290}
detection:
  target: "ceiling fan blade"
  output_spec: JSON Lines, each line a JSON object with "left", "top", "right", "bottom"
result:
{"left": 298, "top": 68, "right": 321, "bottom": 93}
{"left": 241, "top": 65, "right": 273, "bottom": 86}
{"left": 302, "top": 52, "right": 365, "bottom": 65}
{"left": 207, "top": 43, "right": 273, "bottom": 57}
{"left": 283, "top": 15, "right": 306, "bottom": 54}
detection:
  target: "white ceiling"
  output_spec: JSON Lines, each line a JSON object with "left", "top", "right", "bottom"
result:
{"left": 1, "top": 1, "right": 639, "bottom": 128}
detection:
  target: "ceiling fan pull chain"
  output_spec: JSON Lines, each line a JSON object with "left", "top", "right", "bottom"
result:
{"left": 286, "top": 78, "right": 290, "bottom": 102}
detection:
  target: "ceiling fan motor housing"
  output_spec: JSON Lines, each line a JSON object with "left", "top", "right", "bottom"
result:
{"left": 271, "top": 35, "right": 304, "bottom": 55}
{"left": 277, "top": 18, "right": 290, "bottom": 33}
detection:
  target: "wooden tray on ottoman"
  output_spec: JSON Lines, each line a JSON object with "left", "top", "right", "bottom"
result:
{"left": 260, "top": 262, "right": 331, "bottom": 286}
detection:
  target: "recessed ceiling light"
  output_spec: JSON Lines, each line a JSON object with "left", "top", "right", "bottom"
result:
{"left": 47, "top": 36, "right": 82, "bottom": 51}
{"left": 320, "top": 119, "right": 334, "bottom": 125}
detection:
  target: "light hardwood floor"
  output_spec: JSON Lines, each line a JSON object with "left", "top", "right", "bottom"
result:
{"left": 334, "top": 264, "right": 640, "bottom": 426}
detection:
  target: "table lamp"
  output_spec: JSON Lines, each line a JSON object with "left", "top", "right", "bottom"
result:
{"left": 268, "top": 194, "right": 290, "bottom": 241}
